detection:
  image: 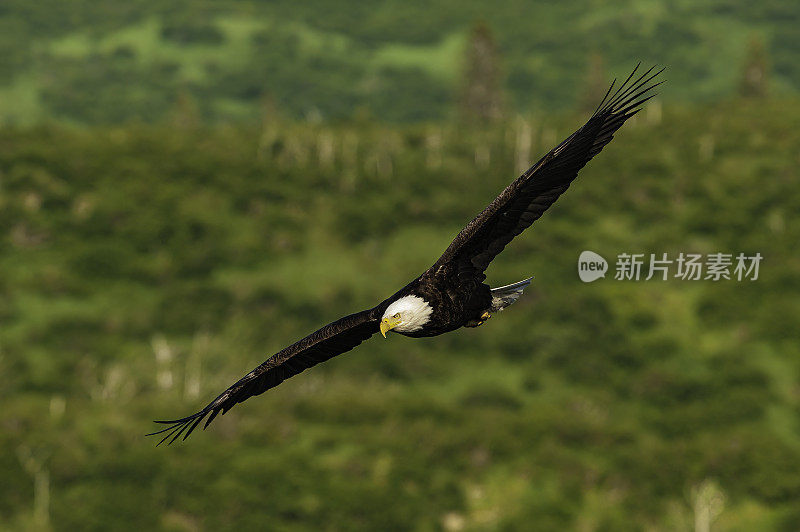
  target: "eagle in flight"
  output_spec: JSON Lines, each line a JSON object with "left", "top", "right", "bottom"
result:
{"left": 150, "top": 64, "right": 663, "bottom": 445}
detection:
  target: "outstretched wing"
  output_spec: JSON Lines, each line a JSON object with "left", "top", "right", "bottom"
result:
{"left": 432, "top": 64, "right": 664, "bottom": 280}
{"left": 148, "top": 308, "right": 380, "bottom": 445}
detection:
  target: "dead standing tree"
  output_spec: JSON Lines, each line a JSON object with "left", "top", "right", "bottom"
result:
{"left": 458, "top": 22, "right": 504, "bottom": 125}
{"left": 740, "top": 36, "right": 769, "bottom": 98}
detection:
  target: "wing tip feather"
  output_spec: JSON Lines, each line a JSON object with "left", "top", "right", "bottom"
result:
{"left": 594, "top": 63, "right": 664, "bottom": 119}
{"left": 147, "top": 408, "right": 215, "bottom": 446}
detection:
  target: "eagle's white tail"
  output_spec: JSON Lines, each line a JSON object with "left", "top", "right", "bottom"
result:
{"left": 490, "top": 277, "right": 533, "bottom": 313}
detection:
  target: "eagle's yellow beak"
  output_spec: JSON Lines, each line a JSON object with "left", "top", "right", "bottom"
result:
{"left": 380, "top": 315, "right": 402, "bottom": 338}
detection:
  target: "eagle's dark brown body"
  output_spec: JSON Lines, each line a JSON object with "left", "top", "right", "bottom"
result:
{"left": 388, "top": 270, "right": 494, "bottom": 338}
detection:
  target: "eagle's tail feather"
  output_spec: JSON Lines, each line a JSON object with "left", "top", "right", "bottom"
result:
{"left": 490, "top": 277, "right": 533, "bottom": 312}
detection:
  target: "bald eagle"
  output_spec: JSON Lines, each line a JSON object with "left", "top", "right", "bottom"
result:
{"left": 150, "top": 65, "right": 663, "bottom": 444}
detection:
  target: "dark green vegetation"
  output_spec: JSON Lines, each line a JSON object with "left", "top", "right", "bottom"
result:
{"left": 1, "top": 0, "right": 799, "bottom": 124}
{"left": 2, "top": 97, "right": 799, "bottom": 529}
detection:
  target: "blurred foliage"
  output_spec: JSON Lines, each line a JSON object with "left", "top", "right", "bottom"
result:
{"left": 1, "top": 1, "right": 800, "bottom": 123}
{"left": 1, "top": 97, "right": 799, "bottom": 530}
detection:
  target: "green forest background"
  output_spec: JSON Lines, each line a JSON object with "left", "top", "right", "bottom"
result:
{"left": 2, "top": 1, "right": 799, "bottom": 531}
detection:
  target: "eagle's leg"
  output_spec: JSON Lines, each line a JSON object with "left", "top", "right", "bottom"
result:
{"left": 465, "top": 310, "right": 493, "bottom": 328}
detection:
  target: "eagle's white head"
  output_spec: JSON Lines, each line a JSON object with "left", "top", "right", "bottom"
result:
{"left": 380, "top": 295, "right": 433, "bottom": 336}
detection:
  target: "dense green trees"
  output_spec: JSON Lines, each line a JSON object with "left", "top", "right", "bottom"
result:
{"left": 1, "top": 98, "right": 799, "bottom": 529}
{"left": 2, "top": 1, "right": 800, "bottom": 124}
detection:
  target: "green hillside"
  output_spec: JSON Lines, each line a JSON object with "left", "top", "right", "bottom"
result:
{"left": 1, "top": 98, "right": 799, "bottom": 529}
{"left": 1, "top": 0, "right": 799, "bottom": 124}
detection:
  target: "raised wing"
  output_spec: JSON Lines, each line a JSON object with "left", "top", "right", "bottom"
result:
{"left": 432, "top": 64, "right": 663, "bottom": 280}
{"left": 148, "top": 308, "right": 380, "bottom": 445}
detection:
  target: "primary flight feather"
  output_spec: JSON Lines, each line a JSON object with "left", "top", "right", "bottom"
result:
{"left": 149, "top": 64, "right": 663, "bottom": 445}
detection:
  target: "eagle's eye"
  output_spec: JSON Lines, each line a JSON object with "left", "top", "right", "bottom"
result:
{"left": 393, "top": 313, "right": 401, "bottom": 319}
